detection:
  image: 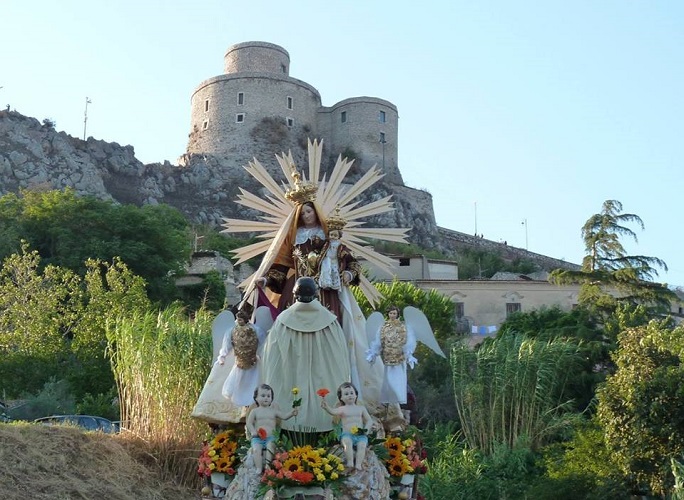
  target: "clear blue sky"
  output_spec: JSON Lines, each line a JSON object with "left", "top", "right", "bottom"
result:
{"left": 3, "top": 0, "right": 682, "bottom": 286}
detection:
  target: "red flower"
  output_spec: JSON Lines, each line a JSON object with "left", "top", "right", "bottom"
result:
{"left": 257, "top": 427, "right": 268, "bottom": 440}
{"left": 290, "top": 470, "right": 315, "bottom": 484}
{"left": 316, "top": 388, "right": 330, "bottom": 398}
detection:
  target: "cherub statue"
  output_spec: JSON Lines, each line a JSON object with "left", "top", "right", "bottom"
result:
{"left": 321, "top": 382, "right": 373, "bottom": 471}
{"left": 219, "top": 310, "right": 268, "bottom": 409}
{"left": 366, "top": 305, "right": 445, "bottom": 407}
{"left": 190, "top": 306, "right": 273, "bottom": 424}
{"left": 245, "top": 384, "right": 298, "bottom": 472}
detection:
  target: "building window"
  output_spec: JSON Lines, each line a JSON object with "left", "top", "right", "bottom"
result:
{"left": 281, "top": 63, "right": 287, "bottom": 73}
{"left": 287, "top": 96, "right": 293, "bottom": 110}
{"left": 379, "top": 110, "right": 386, "bottom": 123}
{"left": 399, "top": 257, "right": 410, "bottom": 267}
{"left": 380, "top": 132, "right": 386, "bottom": 143}
{"left": 237, "top": 92, "right": 244, "bottom": 105}
{"left": 286, "top": 117, "right": 294, "bottom": 127}
{"left": 454, "top": 302, "right": 465, "bottom": 319}
{"left": 204, "top": 99, "right": 209, "bottom": 112}
{"left": 506, "top": 303, "right": 521, "bottom": 317}
{"left": 236, "top": 113, "right": 245, "bottom": 123}
{"left": 202, "top": 120, "right": 208, "bottom": 130}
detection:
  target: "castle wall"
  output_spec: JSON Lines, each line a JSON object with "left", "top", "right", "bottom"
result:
{"left": 319, "top": 97, "right": 401, "bottom": 184}
{"left": 187, "top": 73, "right": 321, "bottom": 160}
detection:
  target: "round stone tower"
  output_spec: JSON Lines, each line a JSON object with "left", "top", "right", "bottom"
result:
{"left": 223, "top": 41, "right": 290, "bottom": 75}
{"left": 325, "top": 97, "right": 401, "bottom": 184}
{"left": 187, "top": 42, "right": 321, "bottom": 162}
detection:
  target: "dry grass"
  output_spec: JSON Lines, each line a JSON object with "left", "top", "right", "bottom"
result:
{"left": 0, "top": 421, "right": 200, "bottom": 500}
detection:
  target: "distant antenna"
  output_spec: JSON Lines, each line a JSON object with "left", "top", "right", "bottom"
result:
{"left": 83, "top": 97, "right": 92, "bottom": 140}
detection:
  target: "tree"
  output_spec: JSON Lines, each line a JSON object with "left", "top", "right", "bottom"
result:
{"left": 0, "top": 189, "right": 192, "bottom": 304}
{"left": 70, "top": 257, "right": 151, "bottom": 398}
{"left": 0, "top": 242, "right": 154, "bottom": 402}
{"left": 550, "top": 200, "right": 675, "bottom": 322}
{"left": 0, "top": 243, "right": 82, "bottom": 395}
{"left": 596, "top": 320, "right": 684, "bottom": 496}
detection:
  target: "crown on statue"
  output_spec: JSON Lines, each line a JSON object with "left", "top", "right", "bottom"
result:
{"left": 284, "top": 167, "right": 318, "bottom": 205}
{"left": 326, "top": 207, "right": 347, "bottom": 232}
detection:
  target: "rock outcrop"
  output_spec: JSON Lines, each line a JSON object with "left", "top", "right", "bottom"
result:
{"left": 0, "top": 110, "right": 578, "bottom": 272}
{"left": 0, "top": 110, "right": 437, "bottom": 246}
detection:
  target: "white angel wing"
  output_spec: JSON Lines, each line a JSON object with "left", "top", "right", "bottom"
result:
{"left": 254, "top": 305, "right": 274, "bottom": 342}
{"left": 365, "top": 311, "right": 385, "bottom": 350}
{"left": 212, "top": 310, "right": 235, "bottom": 361}
{"left": 403, "top": 306, "right": 446, "bottom": 358}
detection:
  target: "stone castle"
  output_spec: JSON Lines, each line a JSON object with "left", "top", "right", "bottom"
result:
{"left": 184, "top": 41, "right": 403, "bottom": 185}
{"left": 0, "top": 40, "right": 575, "bottom": 273}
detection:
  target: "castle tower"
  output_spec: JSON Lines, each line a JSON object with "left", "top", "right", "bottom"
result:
{"left": 187, "top": 41, "right": 321, "bottom": 162}
{"left": 186, "top": 41, "right": 402, "bottom": 185}
{"left": 320, "top": 97, "right": 401, "bottom": 184}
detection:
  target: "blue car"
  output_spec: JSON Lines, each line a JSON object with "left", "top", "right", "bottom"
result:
{"left": 34, "top": 415, "right": 117, "bottom": 433}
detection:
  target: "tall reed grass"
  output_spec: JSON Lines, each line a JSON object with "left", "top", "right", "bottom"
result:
{"left": 451, "top": 333, "right": 582, "bottom": 454}
{"left": 106, "top": 305, "right": 213, "bottom": 486}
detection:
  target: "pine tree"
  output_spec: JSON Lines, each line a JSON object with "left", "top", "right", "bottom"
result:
{"left": 550, "top": 200, "right": 675, "bottom": 319}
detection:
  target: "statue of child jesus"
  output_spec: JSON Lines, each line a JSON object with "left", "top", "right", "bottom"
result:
{"left": 321, "top": 382, "right": 373, "bottom": 470}
{"left": 246, "top": 384, "right": 298, "bottom": 472}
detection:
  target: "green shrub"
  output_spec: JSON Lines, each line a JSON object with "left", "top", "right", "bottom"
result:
{"left": 12, "top": 378, "right": 76, "bottom": 421}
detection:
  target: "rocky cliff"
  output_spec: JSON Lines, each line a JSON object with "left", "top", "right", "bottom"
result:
{"left": 0, "top": 110, "right": 438, "bottom": 247}
{"left": 0, "top": 110, "right": 578, "bottom": 273}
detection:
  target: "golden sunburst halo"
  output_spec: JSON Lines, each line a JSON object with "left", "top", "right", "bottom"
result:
{"left": 220, "top": 138, "right": 411, "bottom": 306}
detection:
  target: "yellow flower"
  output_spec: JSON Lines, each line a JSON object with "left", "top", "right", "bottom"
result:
{"left": 283, "top": 457, "right": 303, "bottom": 472}
{"left": 291, "top": 387, "right": 299, "bottom": 395}
{"left": 351, "top": 426, "right": 359, "bottom": 434}
{"left": 316, "top": 473, "right": 325, "bottom": 482}
{"left": 337, "top": 463, "right": 345, "bottom": 471}
{"left": 324, "top": 463, "right": 332, "bottom": 472}
{"left": 330, "top": 472, "right": 338, "bottom": 480}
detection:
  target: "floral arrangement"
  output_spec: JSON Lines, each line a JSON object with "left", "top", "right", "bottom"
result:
{"left": 197, "top": 428, "right": 242, "bottom": 477}
{"left": 261, "top": 444, "right": 347, "bottom": 491}
{"left": 382, "top": 432, "right": 428, "bottom": 479}
{"left": 261, "top": 445, "right": 345, "bottom": 489}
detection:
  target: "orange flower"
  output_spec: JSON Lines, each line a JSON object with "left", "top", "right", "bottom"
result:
{"left": 258, "top": 427, "right": 268, "bottom": 440}
{"left": 291, "top": 470, "right": 315, "bottom": 484}
{"left": 316, "top": 388, "right": 330, "bottom": 398}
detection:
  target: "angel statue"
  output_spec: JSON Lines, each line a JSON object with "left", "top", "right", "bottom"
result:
{"left": 366, "top": 305, "right": 445, "bottom": 413}
{"left": 220, "top": 139, "right": 410, "bottom": 416}
{"left": 191, "top": 307, "right": 273, "bottom": 424}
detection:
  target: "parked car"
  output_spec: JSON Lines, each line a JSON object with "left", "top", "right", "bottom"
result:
{"left": 34, "top": 415, "right": 117, "bottom": 433}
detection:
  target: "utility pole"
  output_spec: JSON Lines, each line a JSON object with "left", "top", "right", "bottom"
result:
{"left": 83, "top": 97, "right": 92, "bottom": 140}
{"left": 521, "top": 218, "right": 528, "bottom": 250}
{"left": 474, "top": 201, "right": 478, "bottom": 235}
{"left": 193, "top": 233, "right": 204, "bottom": 252}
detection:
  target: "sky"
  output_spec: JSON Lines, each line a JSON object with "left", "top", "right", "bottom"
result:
{"left": 2, "top": 0, "right": 683, "bottom": 287}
